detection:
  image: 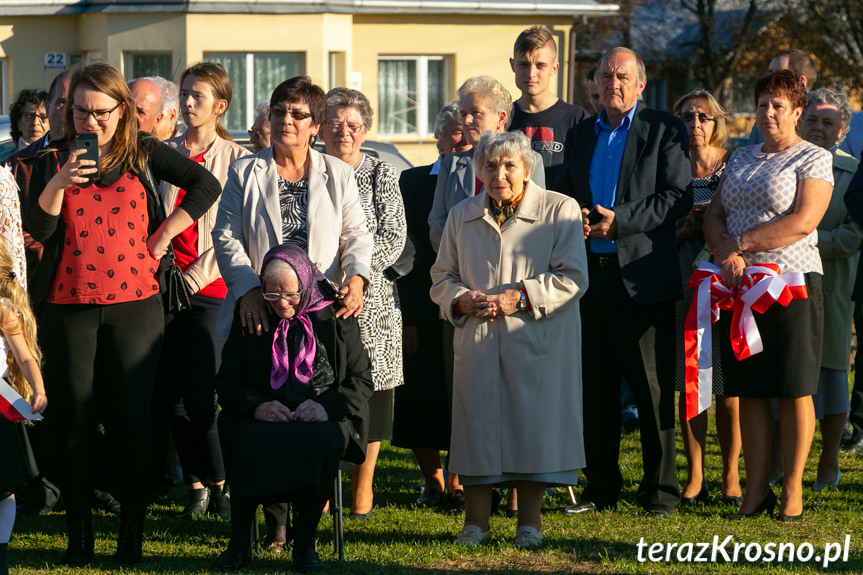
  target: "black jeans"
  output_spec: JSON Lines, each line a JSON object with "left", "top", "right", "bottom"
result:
{"left": 41, "top": 295, "right": 164, "bottom": 517}
{"left": 152, "top": 295, "right": 226, "bottom": 485}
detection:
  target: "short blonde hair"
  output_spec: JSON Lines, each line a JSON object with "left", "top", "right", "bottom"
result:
{"left": 457, "top": 76, "right": 513, "bottom": 129}
{"left": 472, "top": 131, "right": 535, "bottom": 180}
{"left": 672, "top": 89, "right": 729, "bottom": 148}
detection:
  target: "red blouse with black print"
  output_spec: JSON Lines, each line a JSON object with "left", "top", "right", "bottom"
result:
{"left": 48, "top": 173, "right": 160, "bottom": 305}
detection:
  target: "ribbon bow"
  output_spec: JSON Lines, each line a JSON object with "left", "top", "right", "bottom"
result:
{"left": 682, "top": 261, "right": 808, "bottom": 420}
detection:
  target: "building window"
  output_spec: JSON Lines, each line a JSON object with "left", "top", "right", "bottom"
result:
{"left": 378, "top": 56, "right": 449, "bottom": 139}
{"left": 205, "top": 52, "right": 304, "bottom": 131}
{"left": 124, "top": 52, "right": 173, "bottom": 81}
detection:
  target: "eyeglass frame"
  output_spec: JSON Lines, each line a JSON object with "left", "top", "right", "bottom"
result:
{"left": 248, "top": 128, "right": 271, "bottom": 139}
{"left": 22, "top": 112, "right": 49, "bottom": 123}
{"left": 270, "top": 107, "right": 314, "bottom": 122}
{"left": 262, "top": 291, "right": 303, "bottom": 303}
{"left": 679, "top": 112, "right": 715, "bottom": 124}
{"left": 325, "top": 121, "right": 365, "bottom": 134}
{"left": 71, "top": 102, "right": 123, "bottom": 123}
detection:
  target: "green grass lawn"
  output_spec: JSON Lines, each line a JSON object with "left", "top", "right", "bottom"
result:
{"left": 9, "top": 404, "right": 863, "bottom": 574}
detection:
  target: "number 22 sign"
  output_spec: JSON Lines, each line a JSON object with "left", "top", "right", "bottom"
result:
{"left": 44, "top": 52, "right": 67, "bottom": 71}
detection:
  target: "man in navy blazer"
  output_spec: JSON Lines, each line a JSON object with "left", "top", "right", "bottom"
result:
{"left": 555, "top": 47, "right": 691, "bottom": 517}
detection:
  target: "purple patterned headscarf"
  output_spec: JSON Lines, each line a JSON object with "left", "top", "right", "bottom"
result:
{"left": 261, "top": 244, "right": 336, "bottom": 390}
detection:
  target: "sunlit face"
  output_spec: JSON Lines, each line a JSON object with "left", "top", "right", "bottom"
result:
{"left": 19, "top": 102, "right": 49, "bottom": 143}
{"left": 270, "top": 99, "right": 319, "bottom": 151}
{"left": 439, "top": 122, "right": 471, "bottom": 157}
{"left": 480, "top": 153, "right": 528, "bottom": 204}
{"left": 510, "top": 44, "right": 559, "bottom": 98}
{"left": 264, "top": 267, "right": 302, "bottom": 320}
{"left": 320, "top": 105, "right": 367, "bottom": 164}
{"left": 459, "top": 93, "right": 506, "bottom": 147}
{"left": 755, "top": 93, "right": 802, "bottom": 143}
{"left": 678, "top": 98, "right": 716, "bottom": 150}
{"left": 800, "top": 102, "right": 844, "bottom": 150}
{"left": 180, "top": 75, "right": 227, "bottom": 131}
{"left": 249, "top": 112, "right": 271, "bottom": 153}
{"left": 129, "top": 79, "right": 161, "bottom": 134}
{"left": 48, "top": 76, "right": 71, "bottom": 140}
{"left": 71, "top": 86, "right": 125, "bottom": 153}
{"left": 587, "top": 79, "right": 601, "bottom": 114}
{"left": 598, "top": 51, "right": 645, "bottom": 119}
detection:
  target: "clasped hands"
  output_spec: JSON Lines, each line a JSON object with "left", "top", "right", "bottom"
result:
{"left": 254, "top": 399, "right": 327, "bottom": 423}
{"left": 714, "top": 231, "right": 748, "bottom": 289}
{"left": 457, "top": 289, "right": 521, "bottom": 322}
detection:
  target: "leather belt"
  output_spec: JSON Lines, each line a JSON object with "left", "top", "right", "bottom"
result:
{"left": 587, "top": 252, "right": 620, "bottom": 268}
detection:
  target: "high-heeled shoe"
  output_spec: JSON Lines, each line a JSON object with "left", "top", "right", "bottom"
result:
{"left": 812, "top": 470, "right": 841, "bottom": 492}
{"left": 726, "top": 490, "right": 776, "bottom": 520}
{"left": 680, "top": 483, "right": 709, "bottom": 505}
{"left": 777, "top": 512, "right": 804, "bottom": 522}
{"left": 719, "top": 494, "right": 743, "bottom": 506}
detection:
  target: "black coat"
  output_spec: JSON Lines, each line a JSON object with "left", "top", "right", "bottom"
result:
{"left": 215, "top": 306, "right": 374, "bottom": 466}
{"left": 554, "top": 103, "right": 692, "bottom": 303}
{"left": 397, "top": 163, "right": 438, "bottom": 327}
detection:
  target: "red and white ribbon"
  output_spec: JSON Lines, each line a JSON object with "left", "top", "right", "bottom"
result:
{"left": 0, "top": 377, "right": 42, "bottom": 422}
{"left": 683, "top": 262, "right": 807, "bottom": 420}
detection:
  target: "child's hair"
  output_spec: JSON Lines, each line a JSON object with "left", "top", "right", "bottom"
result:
{"left": 0, "top": 236, "right": 41, "bottom": 401}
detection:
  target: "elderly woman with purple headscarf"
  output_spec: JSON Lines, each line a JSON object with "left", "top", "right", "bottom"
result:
{"left": 213, "top": 243, "right": 373, "bottom": 573}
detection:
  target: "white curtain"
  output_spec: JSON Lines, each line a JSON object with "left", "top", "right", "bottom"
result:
{"left": 378, "top": 59, "right": 417, "bottom": 136}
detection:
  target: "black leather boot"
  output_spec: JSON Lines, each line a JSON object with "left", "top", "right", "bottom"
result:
{"left": 61, "top": 514, "right": 94, "bottom": 567}
{"left": 179, "top": 487, "right": 210, "bottom": 520}
{"left": 113, "top": 514, "right": 144, "bottom": 565}
{"left": 209, "top": 483, "right": 231, "bottom": 520}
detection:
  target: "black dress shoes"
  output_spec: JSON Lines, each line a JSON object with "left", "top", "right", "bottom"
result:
{"left": 416, "top": 488, "right": 443, "bottom": 508}
{"left": 644, "top": 505, "right": 674, "bottom": 518}
{"left": 209, "top": 484, "right": 232, "bottom": 520}
{"left": 213, "top": 546, "right": 251, "bottom": 571}
{"left": 180, "top": 487, "right": 210, "bottom": 520}
{"left": 726, "top": 490, "right": 777, "bottom": 520}
{"left": 292, "top": 545, "right": 322, "bottom": 573}
{"left": 563, "top": 500, "right": 597, "bottom": 516}
{"left": 680, "top": 484, "right": 709, "bottom": 505}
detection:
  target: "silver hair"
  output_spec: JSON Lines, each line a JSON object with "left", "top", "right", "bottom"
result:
{"left": 142, "top": 75, "right": 179, "bottom": 119}
{"left": 325, "top": 87, "right": 373, "bottom": 131}
{"left": 805, "top": 88, "right": 853, "bottom": 143}
{"left": 457, "top": 76, "right": 513, "bottom": 129}
{"left": 433, "top": 101, "right": 461, "bottom": 141}
{"left": 261, "top": 258, "right": 302, "bottom": 292}
{"left": 254, "top": 100, "right": 270, "bottom": 119}
{"left": 472, "top": 131, "right": 536, "bottom": 180}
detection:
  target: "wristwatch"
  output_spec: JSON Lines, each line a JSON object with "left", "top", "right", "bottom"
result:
{"left": 734, "top": 234, "right": 744, "bottom": 254}
{"left": 516, "top": 290, "right": 527, "bottom": 312}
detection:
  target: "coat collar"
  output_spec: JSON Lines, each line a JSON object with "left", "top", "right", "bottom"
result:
{"left": 832, "top": 146, "right": 859, "bottom": 175}
{"left": 462, "top": 179, "right": 546, "bottom": 229}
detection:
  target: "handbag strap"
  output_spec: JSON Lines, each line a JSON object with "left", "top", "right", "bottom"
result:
{"left": 137, "top": 161, "right": 176, "bottom": 264}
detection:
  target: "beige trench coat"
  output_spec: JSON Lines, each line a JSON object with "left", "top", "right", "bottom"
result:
{"left": 818, "top": 148, "right": 862, "bottom": 370}
{"left": 429, "top": 181, "right": 588, "bottom": 477}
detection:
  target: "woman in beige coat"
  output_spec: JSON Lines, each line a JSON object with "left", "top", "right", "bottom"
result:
{"left": 799, "top": 88, "right": 862, "bottom": 491}
{"left": 430, "top": 131, "right": 587, "bottom": 549}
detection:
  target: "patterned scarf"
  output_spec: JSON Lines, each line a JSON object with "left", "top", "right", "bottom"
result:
{"left": 490, "top": 187, "right": 526, "bottom": 227}
{"left": 262, "top": 244, "right": 336, "bottom": 390}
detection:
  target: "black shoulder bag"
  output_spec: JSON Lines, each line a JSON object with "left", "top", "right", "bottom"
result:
{"left": 139, "top": 164, "right": 193, "bottom": 314}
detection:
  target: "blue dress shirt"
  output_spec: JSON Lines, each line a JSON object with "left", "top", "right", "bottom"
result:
{"left": 588, "top": 105, "right": 637, "bottom": 253}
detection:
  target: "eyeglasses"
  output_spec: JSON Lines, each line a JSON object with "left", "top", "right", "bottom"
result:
{"left": 23, "top": 112, "right": 49, "bottom": 123}
{"left": 325, "top": 121, "right": 364, "bottom": 134}
{"left": 680, "top": 112, "right": 715, "bottom": 124}
{"left": 71, "top": 102, "right": 122, "bottom": 123}
{"left": 248, "top": 129, "right": 270, "bottom": 139}
{"left": 262, "top": 291, "right": 303, "bottom": 303}
{"left": 271, "top": 108, "right": 313, "bottom": 122}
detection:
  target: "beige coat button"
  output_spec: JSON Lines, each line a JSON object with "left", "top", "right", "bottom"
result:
{"left": 315, "top": 262, "right": 322, "bottom": 268}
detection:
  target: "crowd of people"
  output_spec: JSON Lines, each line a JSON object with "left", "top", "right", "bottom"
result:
{"left": 1, "top": 23, "right": 863, "bottom": 573}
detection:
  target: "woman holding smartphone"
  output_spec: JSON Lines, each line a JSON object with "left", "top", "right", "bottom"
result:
{"left": 156, "top": 61, "right": 249, "bottom": 521}
{"left": 23, "top": 62, "right": 221, "bottom": 567}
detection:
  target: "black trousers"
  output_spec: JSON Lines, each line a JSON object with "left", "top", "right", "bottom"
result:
{"left": 579, "top": 259, "right": 680, "bottom": 510}
{"left": 40, "top": 295, "right": 164, "bottom": 517}
{"left": 152, "top": 295, "right": 227, "bottom": 485}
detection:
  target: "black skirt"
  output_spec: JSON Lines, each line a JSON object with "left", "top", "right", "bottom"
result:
{"left": 366, "top": 388, "right": 394, "bottom": 442}
{"left": 392, "top": 323, "right": 451, "bottom": 450}
{"left": 720, "top": 273, "right": 822, "bottom": 398}
{"left": 0, "top": 417, "right": 38, "bottom": 498}
{"left": 228, "top": 419, "right": 344, "bottom": 501}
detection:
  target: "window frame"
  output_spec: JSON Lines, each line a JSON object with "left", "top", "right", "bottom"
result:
{"left": 123, "top": 51, "right": 174, "bottom": 82}
{"left": 377, "top": 54, "right": 450, "bottom": 140}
